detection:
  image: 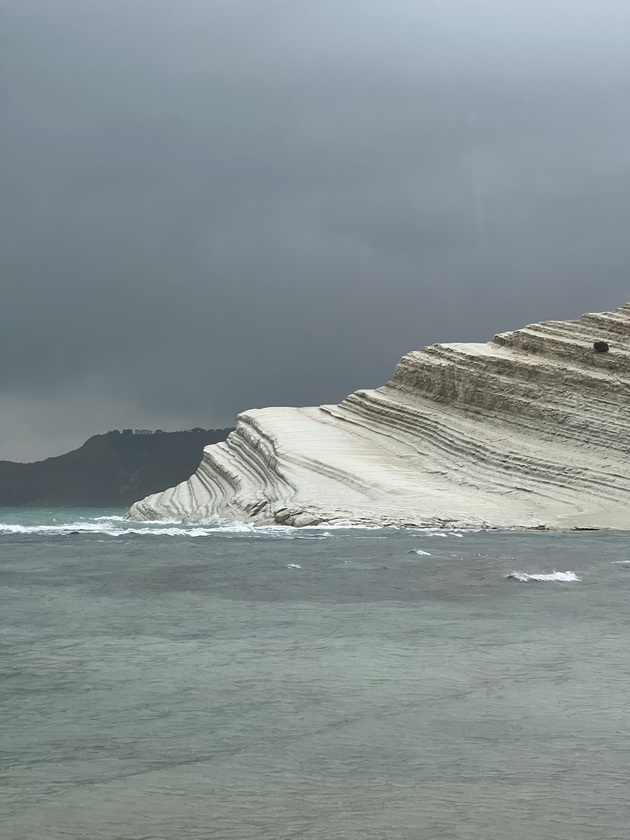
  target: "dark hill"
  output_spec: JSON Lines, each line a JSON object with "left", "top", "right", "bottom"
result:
{"left": 0, "top": 429, "right": 232, "bottom": 507}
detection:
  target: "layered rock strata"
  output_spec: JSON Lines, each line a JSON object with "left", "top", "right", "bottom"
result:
{"left": 127, "top": 305, "right": 630, "bottom": 529}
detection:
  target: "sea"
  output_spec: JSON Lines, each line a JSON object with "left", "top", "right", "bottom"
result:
{"left": 2, "top": 508, "right": 630, "bottom": 840}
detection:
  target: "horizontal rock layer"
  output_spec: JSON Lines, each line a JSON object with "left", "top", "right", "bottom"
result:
{"left": 127, "top": 305, "right": 630, "bottom": 529}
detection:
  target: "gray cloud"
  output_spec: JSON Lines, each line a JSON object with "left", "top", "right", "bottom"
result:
{"left": 2, "top": 0, "right": 630, "bottom": 460}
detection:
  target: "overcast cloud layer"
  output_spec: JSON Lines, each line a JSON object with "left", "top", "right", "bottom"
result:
{"left": 2, "top": 0, "right": 629, "bottom": 460}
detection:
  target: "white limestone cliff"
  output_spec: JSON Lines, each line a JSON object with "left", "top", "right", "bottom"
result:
{"left": 127, "top": 304, "right": 630, "bottom": 529}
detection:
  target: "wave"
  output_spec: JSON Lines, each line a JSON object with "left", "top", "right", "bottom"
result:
{"left": 0, "top": 519, "right": 339, "bottom": 539}
{"left": 306, "top": 521, "right": 385, "bottom": 530}
{"left": 418, "top": 529, "right": 475, "bottom": 537}
{"left": 507, "top": 570, "right": 581, "bottom": 582}
{"left": 0, "top": 523, "right": 230, "bottom": 537}
{"left": 0, "top": 516, "right": 479, "bottom": 539}
{"left": 410, "top": 549, "right": 431, "bottom": 556}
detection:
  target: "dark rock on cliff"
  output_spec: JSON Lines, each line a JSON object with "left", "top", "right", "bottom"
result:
{"left": 0, "top": 429, "right": 232, "bottom": 507}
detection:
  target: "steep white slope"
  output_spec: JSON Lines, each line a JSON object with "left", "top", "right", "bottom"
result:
{"left": 127, "top": 305, "right": 630, "bottom": 529}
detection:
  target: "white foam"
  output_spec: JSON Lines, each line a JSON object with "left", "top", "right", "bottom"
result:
{"left": 286, "top": 563, "right": 302, "bottom": 569}
{"left": 0, "top": 519, "right": 341, "bottom": 539}
{"left": 611, "top": 560, "right": 630, "bottom": 564}
{"left": 0, "top": 523, "right": 111, "bottom": 535}
{"left": 411, "top": 549, "right": 432, "bottom": 556}
{"left": 507, "top": 570, "right": 581, "bottom": 582}
{"left": 306, "top": 521, "right": 384, "bottom": 530}
{"left": 0, "top": 522, "right": 268, "bottom": 538}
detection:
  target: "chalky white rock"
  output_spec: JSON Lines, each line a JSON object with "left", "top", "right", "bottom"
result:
{"left": 127, "top": 305, "right": 630, "bottom": 529}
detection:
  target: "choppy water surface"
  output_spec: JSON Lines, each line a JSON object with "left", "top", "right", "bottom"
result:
{"left": 2, "top": 509, "right": 630, "bottom": 839}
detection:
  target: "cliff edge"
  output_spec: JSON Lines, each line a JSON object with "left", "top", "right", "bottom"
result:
{"left": 127, "top": 305, "right": 630, "bottom": 529}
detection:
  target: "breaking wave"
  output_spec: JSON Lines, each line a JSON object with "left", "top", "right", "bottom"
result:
{"left": 0, "top": 522, "right": 238, "bottom": 538}
{"left": 0, "top": 520, "right": 333, "bottom": 539}
{"left": 507, "top": 570, "right": 581, "bottom": 582}
{"left": 419, "top": 529, "right": 477, "bottom": 537}
{"left": 92, "top": 515, "right": 126, "bottom": 521}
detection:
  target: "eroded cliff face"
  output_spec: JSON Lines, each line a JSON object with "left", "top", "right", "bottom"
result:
{"left": 127, "top": 305, "right": 630, "bottom": 529}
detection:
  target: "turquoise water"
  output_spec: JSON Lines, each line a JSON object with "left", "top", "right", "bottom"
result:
{"left": 2, "top": 509, "right": 630, "bottom": 839}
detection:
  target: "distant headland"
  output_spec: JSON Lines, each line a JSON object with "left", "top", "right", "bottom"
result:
{"left": 0, "top": 428, "right": 232, "bottom": 507}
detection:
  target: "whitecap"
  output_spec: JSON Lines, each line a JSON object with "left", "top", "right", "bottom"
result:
{"left": 307, "top": 521, "right": 384, "bottom": 530}
{"left": 416, "top": 528, "right": 479, "bottom": 537}
{"left": 410, "top": 549, "right": 431, "bottom": 556}
{"left": 507, "top": 570, "right": 581, "bottom": 582}
{"left": 0, "top": 517, "right": 380, "bottom": 539}
{"left": 0, "top": 523, "right": 108, "bottom": 535}
{"left": 0, "top": 522, "right": 249, "bottom": 538}
{"left": 285, "top": 563, "right": 302, "bottom": 569}
{"left": 92, "top": 515, "right": 126, "bottom": 521}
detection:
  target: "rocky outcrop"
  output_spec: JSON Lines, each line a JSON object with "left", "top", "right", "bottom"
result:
{"left": 127, "top": 305, "right": 630, "bottom": 529}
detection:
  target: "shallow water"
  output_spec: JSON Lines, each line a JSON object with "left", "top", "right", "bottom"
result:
{"left": 2, "top": 509, "right": 630, "bottom": 839}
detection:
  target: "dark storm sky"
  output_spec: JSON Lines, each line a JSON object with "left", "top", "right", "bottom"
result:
{"left": 2, "top": 0, "right": 629, "bottom": 461}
